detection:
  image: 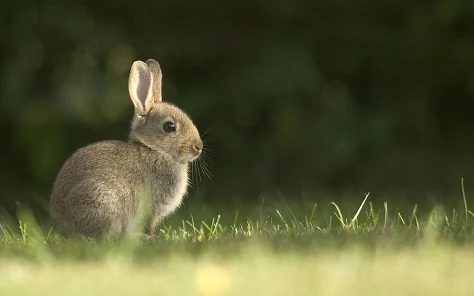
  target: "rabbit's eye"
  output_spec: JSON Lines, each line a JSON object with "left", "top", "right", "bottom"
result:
{"left": 163, "top": 122, "right": 176, "bottom": 133}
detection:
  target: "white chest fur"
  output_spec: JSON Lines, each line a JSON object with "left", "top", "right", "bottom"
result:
{"left": 160, "top": 165, "right": 189, "bottom": 215}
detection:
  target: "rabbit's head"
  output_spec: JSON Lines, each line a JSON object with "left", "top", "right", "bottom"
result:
{"left": 128, "top": 59, "right": 203, "bottom": 164}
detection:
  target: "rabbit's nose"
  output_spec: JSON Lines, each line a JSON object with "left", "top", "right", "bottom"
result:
{"left": 193, "top": 139, "right": 203, "bottom": 153}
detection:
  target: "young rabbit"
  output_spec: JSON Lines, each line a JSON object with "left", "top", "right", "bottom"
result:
{"left": 49, "top": 59, "right": 203, "bottom": 239}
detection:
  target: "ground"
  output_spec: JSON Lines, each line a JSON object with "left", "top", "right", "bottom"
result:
{"left": 1, "top": 193, "right": 473, "bottom": 295}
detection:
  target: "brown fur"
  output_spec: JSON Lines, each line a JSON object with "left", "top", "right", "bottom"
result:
{"left": 49, "top": 59, "right": 203, "bottom": 239}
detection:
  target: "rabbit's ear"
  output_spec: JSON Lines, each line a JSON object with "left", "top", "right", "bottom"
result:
{"left": 128, "top": 61, "right": 154, "bottom": 115}
{"left": 146, "top": 59, "right": 163, "bottom": 103}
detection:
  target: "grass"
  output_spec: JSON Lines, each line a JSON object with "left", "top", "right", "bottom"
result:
{"left": 1, "top": 191, "right": 474, "bottom": 295}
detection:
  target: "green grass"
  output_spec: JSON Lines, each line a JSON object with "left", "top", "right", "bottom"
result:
{"left": 1, "top": 191, "right": 474, "bottom": 295}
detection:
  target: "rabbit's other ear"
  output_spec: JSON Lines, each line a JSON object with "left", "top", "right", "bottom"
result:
{"left": 128, "top": 61, "right": 154, "bottom": 115}
{"left": 146, "top": 59, "right": 163, "bottom": 103}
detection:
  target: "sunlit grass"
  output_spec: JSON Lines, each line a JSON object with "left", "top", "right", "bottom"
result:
{"left": 0, "top": 190, "right": 474, "bottom": 295}
{"left": 1, "top": 242, "right": 474, "bottom": 296}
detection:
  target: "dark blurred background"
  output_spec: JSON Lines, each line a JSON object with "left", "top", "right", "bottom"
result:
{"left": 2, "top": 0, "right": 474, "bottom": 220}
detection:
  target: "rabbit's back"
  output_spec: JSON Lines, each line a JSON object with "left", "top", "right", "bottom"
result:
{"left": 50, "top": 140, "right": 187, "bottom": 238}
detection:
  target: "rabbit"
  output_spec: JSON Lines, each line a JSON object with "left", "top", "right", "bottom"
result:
{"left": 49, "top": 58, "right": 203, "bottom": 239}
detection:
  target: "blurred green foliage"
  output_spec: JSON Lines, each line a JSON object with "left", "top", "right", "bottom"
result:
{"left": 2, "top": 0, "right": 474, "bottom": 217}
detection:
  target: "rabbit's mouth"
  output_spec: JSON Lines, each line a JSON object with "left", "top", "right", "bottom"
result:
{"left": 185, "top": 139, "right": 203, "bottom": 162}
{"left": 176, "top": 152, "right": 201, "bottom": 164}
{"left": 187, "top": 152, "right": 201, "bottom": 163}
